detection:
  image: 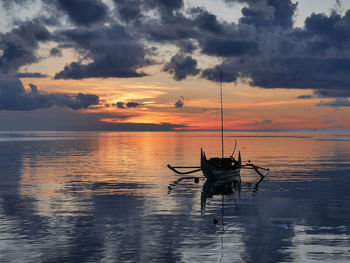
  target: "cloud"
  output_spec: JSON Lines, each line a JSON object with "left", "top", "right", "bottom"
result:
{"left": 0, "top": 0, "right": 33, "bottom": 9}
{"left": 0, "top": 108, "right": 187, "bottom": 131}
{"left": 242, "top": 0, "right": 298, "bottom": 29}
{"left": 44, "top": 0, "right": 108, "bottom": 26}
{"left": 199, "top": 6, "right": 350, "bottom": 98}
{"left": 50, "top": 47, "right": 62, "bottom": 57}
{"left": 163, "top": 53, "right": 199, "bottom": 80}
{"left": 0, "top": 21, "right": 51, "bottom": 74}
{"left": 201, "top": 64, "right": 239, "bottom": 83}
{"left": 296, "top": 95, "right": 313, "bottom": 99}
{"left": 29, "top": 83, "right": 38, "bottom": 93}
{"left": 126, "top": 102, "right": 141, "bottom": 108}
{"left": 0, "top": 78, "right": 99, "bottom": 111}
{"left": 112, "top": 0, "right": 184, "bottom": 22}
{"left": 144, "top": 0, "right": 184, "bottom": 17}
{"left": 140, "top": 14, "right": 196, "bottom": 43}
{"left": 116, "top": 102, "right": 126, "bottom": 109}
{"left": 2, "top": 0, "right": 350, "bottom": 101}
{"left": 223, "top": 0, "right": 298, "bottom": 29}
{"left": 113, "top": 0, "right": 142, "bottom": 23}
{"left": 54, "top": 25, "right": 149, "bottom": 79}
{"left": 174, "top": 97, "right": 184, "bottom": 108}
{"left": 246, "top": 119, "right": 273, "bottom": 127}
{"left": 103, "top": 122, "right": 186, "bottom": 131}
{"left": 317, "top": 98, "right": 350, "bottom": 107}
{"left": 15, "top": 72, "right": 48, "bottom": 78}
{"left": 200, "top": 38, "right": 259, "bottom": 57}
{"left": 0, "top": 107, "right": 187, "bottom": 131}
{"left": 116, "top": 101, "right": 141, "bottom": 109}
{"left": 191, "top": 7, "right": 223, "bottom": 33}
{"left": 176, "top": 40, "right": 197, "bottom": 53}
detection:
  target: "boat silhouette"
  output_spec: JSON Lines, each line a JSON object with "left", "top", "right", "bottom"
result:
{"left": 168, "top": 64, "right": 269, "bottom": 180}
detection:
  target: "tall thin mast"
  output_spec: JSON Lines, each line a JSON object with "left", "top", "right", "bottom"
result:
{"left": 220, "top": 64, "right": 224, "bottom": 158}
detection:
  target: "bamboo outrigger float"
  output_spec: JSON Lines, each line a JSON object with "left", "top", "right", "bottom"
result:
{"left": 167, "top": 65, "right": 269, "bottom": 181}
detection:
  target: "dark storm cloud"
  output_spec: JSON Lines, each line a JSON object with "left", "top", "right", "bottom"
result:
{"left": 199, "top": 2, "right": 350, "bottom": 100}
{"left": 144, "top": 0, "right": 184, "bottom": 17}
{"left": 224, "top": 0, "right": 297, "bottom": 29}
{"left": 176, "top": 40, "right": 197, "bottom": 54}
{"left": 2, "top": 0, "right": 350, "bottom": 102}
{"left": 203, "top": 56, "right": 350, "bottom": 92}
{"left": 241, "top": 0, "right": 298, "bottom": 29}
{"left": 141, "top": 14, "right": 196, "bottom": 43}
{"left": 113, "top": 0, "right": 142, "bottom": 23}
{"left": 304, "top": 11, "right": 350, "bottom": 50}
{"left": 163, "top": 53, "right": 199, "bottom": 81}
{"left": 0, "top": 78, "right": 99, "bottom": 111}
{"left": 202, "top": 56, "right": 350, "bottom": 97}
{"left": 112, "top": 0, "right": 183, "bottom": 23}
{"left": 0, "top": 21, "right": 51, "bottom": 74}
{"left": 249, "top": 58, "right": 350, "bottom": 90}
{"left": 201, "top": 64, "right": 239, "bottom": 83}
{"left": 201, "top": 39, "right": 259, "bottom": 57}
{"left": 45, "top": 0, "right": 108, "bottom": 26}
{"left": 54, "top": 25, "right": 149, "bottom": 79}
{"left": 191, "top": 7, "right": 223, "bottom": 33}
{"left": 155, "top": 0, "right": 183, "bottom": 11}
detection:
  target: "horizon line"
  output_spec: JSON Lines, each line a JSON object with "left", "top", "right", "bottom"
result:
{"left": 0, "top": 129, "right": 349, "bottom": 133}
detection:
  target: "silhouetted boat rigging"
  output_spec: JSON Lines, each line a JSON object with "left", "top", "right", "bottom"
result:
{"left": 168, "top": 65, "right": 269, "bottom": 181}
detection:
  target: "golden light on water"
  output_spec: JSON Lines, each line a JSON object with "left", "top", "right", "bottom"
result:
{"left": 18, "top": 131, "right": 348, "bottom": 217}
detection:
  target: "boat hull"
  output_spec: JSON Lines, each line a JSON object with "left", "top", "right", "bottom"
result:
{"left": 201, "top": 149, "right": 241, "bottom": 182}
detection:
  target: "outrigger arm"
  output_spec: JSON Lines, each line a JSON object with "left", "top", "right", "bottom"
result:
{"left": 241, "top": 163, "right": 270, "bottom": 178}
{"left": 167, "top": 165, "right": 202, "bottom": 175}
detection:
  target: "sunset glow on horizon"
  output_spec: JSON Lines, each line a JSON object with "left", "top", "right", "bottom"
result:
{"left": 18, "top": 76, "right": 344, "bottom": 131}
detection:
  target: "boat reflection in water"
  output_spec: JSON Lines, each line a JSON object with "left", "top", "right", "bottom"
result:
{"left": 201, "top": 178, "right": 240, "bottom": 212}
{"left": 168, "top": 171, "right": 267, "bottom": 219}
{"left": 200, "top": 175, "right": 266, "bottom": 214}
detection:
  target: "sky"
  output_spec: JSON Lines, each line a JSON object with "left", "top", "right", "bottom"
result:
{"left": 1, "top": 0, "right": 350, "bottom": 131}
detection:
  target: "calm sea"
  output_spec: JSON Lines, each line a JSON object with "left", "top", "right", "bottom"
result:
{"left": 0, "top": 131, "right": 349, "bottom": 262}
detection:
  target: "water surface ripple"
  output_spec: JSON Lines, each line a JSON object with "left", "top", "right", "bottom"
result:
{"left": 0, "top": 131, "right": 349, "bottom": 262}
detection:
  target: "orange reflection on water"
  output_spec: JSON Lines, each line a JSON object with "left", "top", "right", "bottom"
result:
{"left": 17, "top": 131, "right": 350, "bottom": 216}
{"left": 18, "top": 132, "right": 195, "bottom": 216}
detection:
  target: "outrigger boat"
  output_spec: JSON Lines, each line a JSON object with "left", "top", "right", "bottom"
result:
{"left": 168, "top": 142, "right": 268, "bottom": 182}
{"left": 168, "top": 65, "right": 269, "bottom": 180}
{"left": 200, "top": 148, "right": 241, "bottom": 182}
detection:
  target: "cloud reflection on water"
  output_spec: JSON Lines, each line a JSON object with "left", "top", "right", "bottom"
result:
{"left": 0, "top": 131, "right": 349, "bottom": 262}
